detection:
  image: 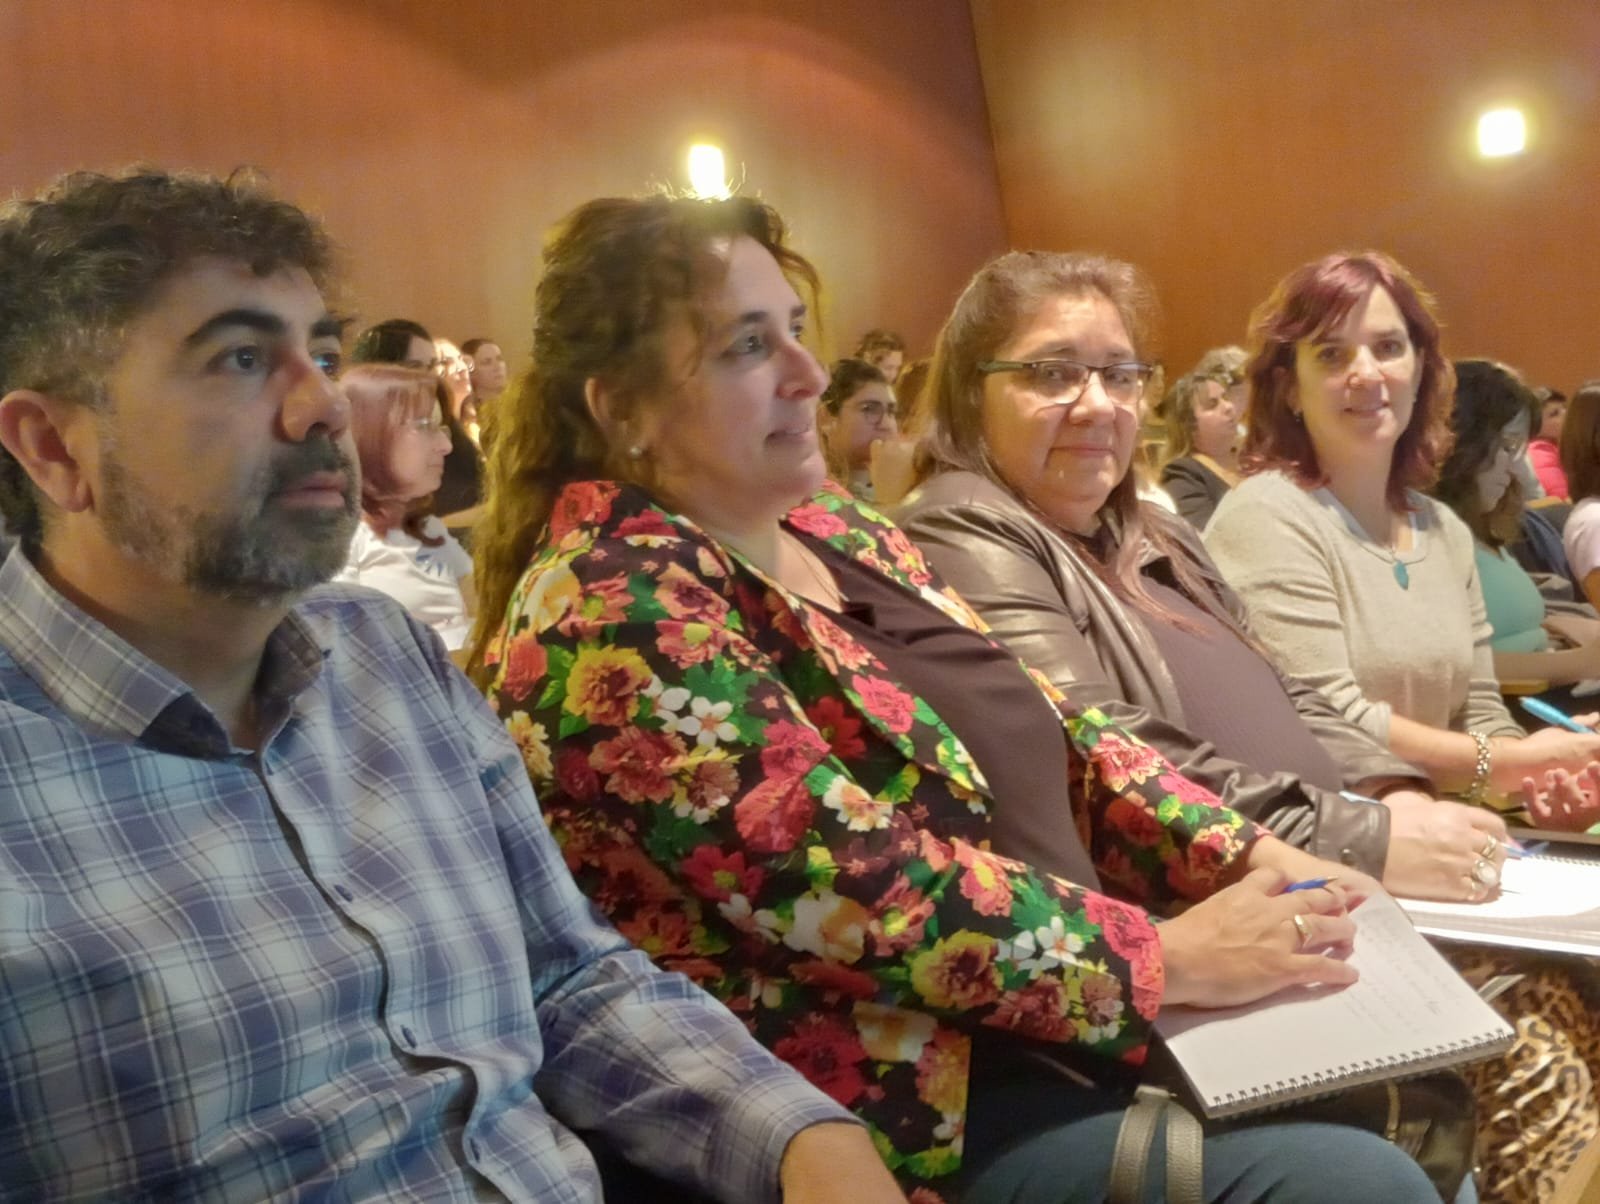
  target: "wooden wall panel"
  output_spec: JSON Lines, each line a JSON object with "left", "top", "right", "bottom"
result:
{"left": 971, "top": 0, "right": 1600, "bottom": 391}
{"left": 2, "top": 0, "right": 1006, "bottom": 368}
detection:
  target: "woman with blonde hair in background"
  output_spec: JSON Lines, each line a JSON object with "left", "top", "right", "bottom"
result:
{"left": 1159, "top": 345, "right": 1247, "bottom": 529}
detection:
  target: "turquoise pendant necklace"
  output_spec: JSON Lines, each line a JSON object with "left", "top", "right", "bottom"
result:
{"left": 1319, "top": 488, "right": 1416, "bottom": 589}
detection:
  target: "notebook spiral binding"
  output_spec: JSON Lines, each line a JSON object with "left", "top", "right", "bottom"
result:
{"left": 1212, "top": 1032, "right": 1511, "bottom": 1117}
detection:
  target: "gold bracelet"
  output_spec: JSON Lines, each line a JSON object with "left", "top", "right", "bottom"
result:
{"left": 1465, "top": 730, "right": 1492, "bottom": 803}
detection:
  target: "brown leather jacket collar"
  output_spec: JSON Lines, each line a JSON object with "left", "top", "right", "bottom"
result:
{"left": 894, "top": 470, "right": 1429, "bottom": 875}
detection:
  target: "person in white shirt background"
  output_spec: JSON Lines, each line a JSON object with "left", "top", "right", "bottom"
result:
{"left": 336, "top": 363, "right": 475, "bottom": 649}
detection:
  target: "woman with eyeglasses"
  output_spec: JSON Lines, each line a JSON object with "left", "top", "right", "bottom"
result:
{"left": 468, "top": 199, "right": 1448, "bottom": 1203}
{"left": 350, "top": 319, "right": 484, "bottom": 522}
{"left": 1159, "top": 346, "right": 1247, "bottom": 529}
{"left": 817, "top": 357, "right": 899, "bottom": 500}
{"left": 896, "top": 249, "right": 1501, "bottom": 904}
{"left": 1431, "top": 360, "right": 1600, "bottom": 696}
{"left": 334, "top": 364, "right": 475, "bottom": 650}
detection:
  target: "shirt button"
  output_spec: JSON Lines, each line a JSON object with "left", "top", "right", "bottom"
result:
{"left": 334, "top": 884, "right": 354, "bottom": 902}
{"left": 401, "top": 1026, "right": 417, "bottom": 1047}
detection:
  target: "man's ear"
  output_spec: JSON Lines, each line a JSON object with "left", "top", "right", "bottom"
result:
{"left": 0, "top": 390, "right": 95, "bottom": 514}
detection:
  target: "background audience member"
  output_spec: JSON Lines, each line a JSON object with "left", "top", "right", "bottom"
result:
{"left": 1206, "top": 251, "right": 1600, "bottom": 828}
{"left": 468, "top": 192, "right": 1445, "bottom": 1204}
{"left": 1561, "top": 381, "right": 1600, "bottom": 613}
{"left": 1159, "top": 345, "right": 1247, "bottom": 528}
{"left": 335, "top": 364, "right": 474, "bottom": 651}
{"left": 1529, "top": 386, "right": 1570, "bottom": 499}
{"left": 462, "top": 335, "right": 508, "bottom": 414}
{"left": 854, "top": 327, "right": 905, "bottom": 383}
{"left": 353, "top": 319, "right": 483, "bottom": 523}
{"left": 435, "top": 336, "right": 476, "bottom": 436}
{"left": 1432, "top": 359, "right": 1600, "bottom": 691}
{"left": 352, "top": 317, "right": 437, "bottom": 369}
{"left": 891, "top": 356, "right": 932, "bottom": 434}
{"left": 817, "top": 358, "right": 897, "bottom": 500}
{"left": 896, "top": 249, "right": 1502, "bottom": 903}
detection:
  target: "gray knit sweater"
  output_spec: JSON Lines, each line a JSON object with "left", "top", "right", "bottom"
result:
{"left": 1204, "top": 471, "right": 1521, "bottom": 742}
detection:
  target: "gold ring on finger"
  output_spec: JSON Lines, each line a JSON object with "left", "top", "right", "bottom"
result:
{"left": 1471, "top": 857, "right": 1500, "bottom": 888}
{"left": 1478, "top": 834, "right": 1499, "bottom": 861}
{"left": 1292, "top": 913, "right": 1314, "bottom": 949}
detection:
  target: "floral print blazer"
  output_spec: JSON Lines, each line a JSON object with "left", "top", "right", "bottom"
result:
{"left": 483, "top": 480, "right": 1259, "bottom": 1201}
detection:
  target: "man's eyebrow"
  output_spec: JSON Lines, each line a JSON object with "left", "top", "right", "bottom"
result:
{"left": 314, "top": 314, "right": 353, "bottom": 340}
{"left": 181, "top": 308, "right": 287, "bottom": 348}
{"left": 181, "top": 309, "right": 350, "bottom": 348}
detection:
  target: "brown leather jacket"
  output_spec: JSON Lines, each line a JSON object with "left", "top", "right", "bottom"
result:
{"left": 895, "top": 470, "right": 1433, "bottom": 876}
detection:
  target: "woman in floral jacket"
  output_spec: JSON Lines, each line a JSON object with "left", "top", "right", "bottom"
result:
{"left": 468, "top": 195, "right": 1438, "bottom": 1204}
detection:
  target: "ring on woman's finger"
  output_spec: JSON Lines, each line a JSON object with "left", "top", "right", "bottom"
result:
{"left": 1478, "top": 833, "right": 1499, "bottom": 861}
{"left": 1471, "top": 857, "right": 1500, "bottom": 888}
{"left": 1292, "top": 913, "right": 1314, "bottom": 949}
{"left": 1463, "top": 872, "right": 1486, "bottom": 900}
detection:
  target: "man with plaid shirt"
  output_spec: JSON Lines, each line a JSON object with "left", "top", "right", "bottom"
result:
{"left": 0, "top": 167, "right": 901, "bottom": 1204}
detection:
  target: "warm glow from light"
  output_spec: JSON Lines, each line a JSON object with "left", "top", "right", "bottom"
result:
{"left": 687, "top": 144, "right": 731, "bottom": 199}
{"left": 1477, "top": 108, "right": 1526, "bottom": 157}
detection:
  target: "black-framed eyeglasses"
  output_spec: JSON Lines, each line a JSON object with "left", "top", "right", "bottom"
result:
{"left": 977, "top": 358, "right": 1156, "bottom": 407}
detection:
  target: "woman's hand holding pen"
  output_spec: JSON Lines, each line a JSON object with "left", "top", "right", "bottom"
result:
{"left": 1158, "top": 866, "right": 1358, "bottom": 1008}
{"left": 1511, "top": 700, "right": 1600, "bottom": 830}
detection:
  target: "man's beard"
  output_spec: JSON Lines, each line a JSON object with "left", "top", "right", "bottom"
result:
{"left": 100, "top": 438, "right": 360, "bottom": 605}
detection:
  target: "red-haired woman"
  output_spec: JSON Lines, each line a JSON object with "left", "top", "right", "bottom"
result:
{"left": 1205, "top": 252, "right": 1600, "bottom": 829}
{"left": 335, "top": 364, "right": 474, "bottom": 650}
{"left": 1205, "top": 254, "right": 1600, "bottom": 1202}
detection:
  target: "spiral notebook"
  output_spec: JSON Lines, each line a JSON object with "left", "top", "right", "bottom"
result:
{"left": 1154, "top": 890, "right": 1513, "bottom": 1119}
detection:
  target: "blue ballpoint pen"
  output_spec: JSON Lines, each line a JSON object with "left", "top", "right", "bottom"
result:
{"left": 1519, "top": 696, "right": 1594, "bottom": 733}
{"left": 1284, "top": 877, "right": 1336, "bottom": 893}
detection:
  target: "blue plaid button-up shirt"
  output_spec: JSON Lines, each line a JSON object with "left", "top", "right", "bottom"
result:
{"left": 0, "top": 549, "right": 848, "bottom": 1202}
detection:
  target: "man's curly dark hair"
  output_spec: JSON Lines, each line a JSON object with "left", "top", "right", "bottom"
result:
{"left": 0, "top": 166, "right": 340, "bottom": 551}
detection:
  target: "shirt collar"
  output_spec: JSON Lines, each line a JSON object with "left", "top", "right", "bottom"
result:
{"left": 0, "top": 548, "right": 328, "bottom": 755}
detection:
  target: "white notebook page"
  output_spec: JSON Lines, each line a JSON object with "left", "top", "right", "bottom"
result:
{"left": 1398, "top": 852, "right": 1600, "bottom": 956}
{"left": 1154, "top": 890, "right": 1512, "bottom": 1117}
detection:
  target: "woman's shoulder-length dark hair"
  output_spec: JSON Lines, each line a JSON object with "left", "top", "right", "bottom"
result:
{"left": 1561, "top": 380, "right": 1600, "bottom": 504}
{"left": 1433, "top": 358, "right": 1537, "bottom": 549}
{"left": 1240, "top": 250, "right": 1455, "bottom": 511}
